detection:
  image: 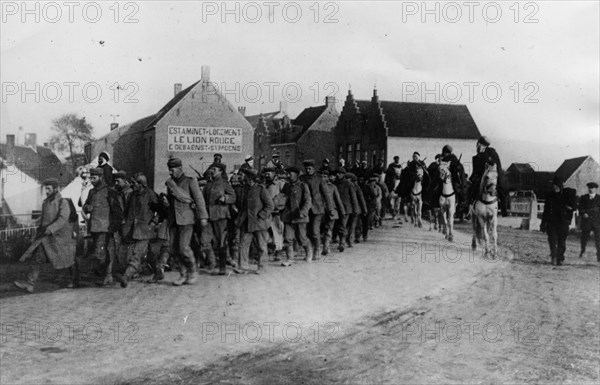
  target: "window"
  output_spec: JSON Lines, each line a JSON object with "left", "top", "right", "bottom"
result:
{"left": 285, "top": 150, "right": 291, "bottom": 160}
{"left": 371, "top": 150, "right": 377, "bottom": 165}
{"left": 355, "top": 143, "right": 360, "bottom": 162}
{"left": 363, "top": 150, "right": 368, "bottom": 162}
{"left": 339, "top": 145, "right": 343, "bottom": 160}
{"left": 347, "top": 144, "right": 353, "bottom": 164}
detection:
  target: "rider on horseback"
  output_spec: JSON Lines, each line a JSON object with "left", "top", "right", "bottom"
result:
{"left": 469, "top": 136, "right": 508, "bottom": 216}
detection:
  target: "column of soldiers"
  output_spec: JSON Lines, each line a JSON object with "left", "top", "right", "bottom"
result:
{"left": 13, "top": 137, "right": 600, "bottom": 293}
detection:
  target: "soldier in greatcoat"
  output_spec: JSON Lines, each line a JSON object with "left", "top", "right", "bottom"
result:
{"left": 203, "top": 162, "right": 237, "bottom": 275}
{"left": 352, "top": 174, "right": 368, "bottom": 243}
{"left": 333, "top": 168, "right": 357, "bottom": 252}
{"left": 264, "top": 167, "right": 286, "bottom": 260}
{"left": 113, "top": 171, "right": 133, "bottom": 272}
{"left": 235, "top": 168, "right": 274, "bottom": 273}
{"left": 83, "top": 167, "right": 122, "bottom": 286}
{"left": 365, "top": 175, "right": 383, "bottom": 230}
{"left": 321, "top": 169, "right": 345, "bottom": 255}
{"left": 301, "top": 159, "right": 332, "bottom": 260}
{"left": 541, "top": 176, "right": 577, "bottom": 266}
{"left": 469, "top": 136, "right": 507, "bottom": 216}
{"left": 14, "top": 179, "right": 78, "bottom": 293}
{"left": 344, "top": 173, "right": 362, "bottom": 247}
{"left": 281, "top": 166, "right": 312, "bottom": 263}
{"left": 97, "top": 151, "right": 115, "bottom": 186}
{"left": 115, "top": 173, "right": 158, "bottom": 288}
{"left": 578, "top": 181, "right": 600, "bottom": 261}
{"left": 165, "top": 158, "right": 209, "bottom": 285}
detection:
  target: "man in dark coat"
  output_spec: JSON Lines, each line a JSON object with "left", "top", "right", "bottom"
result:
{"left": 165, "top": 158, "right": 209, "bottom": 284}
{"left": 440, "top": 145, "right": 467, "bottom": 214}
{"left": 578, "top": 181, "right": 600, "bottom": 261}
{"left": 469, "top": 136, "right": 507, "bottom": 216}
{"left": 281, "top": 166, "right": 312, "bottom": 263}
{"left": 321, "top": 169, "right": 345, "bottom": 256}
{"left": 235, "top": 168, "right": 274, "bottom": 273}
{"left": 203, "top": 162, "right": 236, "bottom": 275}
{"left": 113, "top": 171, "right": 133, "bottom": 271}
{"left": 301, "top": 159, "right": 332, "bottom": 260}
{"left": 14, "top": 179, "right": 78, "bottom": 293}
{"left": 83, "top": 167, "right": 122, "bottom": 286}
{"left": 541, "top": 176, "right": 577, "bottom": 266}
{"left": 239, "top": 155, "right": 254, "bottom": 171}
{"left": 115, "top": 173, "right": 158, "bottom": 288}
{"left": 97, "top": 151, "right": 114, "bottom": 186}
{"left": 334, "top": 168, "right": 358, "bottom": 252}
{"left": 264, "top": 167, "right": 285, "bottom": 259}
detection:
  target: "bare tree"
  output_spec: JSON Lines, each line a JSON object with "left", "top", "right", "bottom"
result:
{"left": 48, "top": 113, "right": 94, "bottom": 175}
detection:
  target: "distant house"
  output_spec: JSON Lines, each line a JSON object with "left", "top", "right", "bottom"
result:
{"left": 0, "top": 134, "right": 69, "bottom": 227}
{"left": 334, "top": 89, "right": 481, "bottom": 168}
{"left": 553, "top": 156, "right": 600, "bottom": 196}
{"left": 245, "top": 102, "right": 294, "bottom": 170}
{"left": 272, "top": 97, "right": 339, "bottom": 168}
{"left": 89, "top": 66, "right": 254, "bottom": 190}
{"left": 506, "top": 163, "right": 537, "bottom": 191}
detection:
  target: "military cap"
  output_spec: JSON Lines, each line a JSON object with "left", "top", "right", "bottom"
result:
{"left": 286, "top": 166, "right": 300, "bottom": 174}
{"left": 210, "top": 162, "right": 227, "bottom": 172}
{"left": 89, "top": 167, "right": 103, "bottom": 176}
{"left": 42, "top": 178, "right": 59, "bottom": 187}
{"left": 272, "top": 152, "right": 280, "bottom": 158}
{"left": 413, "top": 152, "right": 420, "bottom": 157}
{"left": 552, "top": 176, "right": 563, "bottom": 187}
{"left": 214, "top": 153, "right": 223, "bottom": 159}
{"left": 114, "top": 171, "right": 127, "bottom": 180}
{"left": 361, "top": 160, "right": 368, "bottom": 165}
{"left": 442, "top": 144, "right": 453, "bottom": 154}
{"left": 167, "top": 158, "right": 182, "bottom": 168}
{"left": 344, "top": 172, "right": 355, "bottom": 179}
{"left": 435, "top": 154, "right": 442, "bottom": 160}
{"left": 263, "top": 166, "right": 276, "bottom": 173}
{"left": 587, "top": 182, "right": 599, "bottom": 188}
{"left": 303, "top": 159, "right": 315, "bottom": 167}
{"left": 240, "top": 168, "right": 259, "bottom": 180}
{"left": 478, "top": 136, "right": 491, "bottom": 146}
{"left": 244, "top": 155, "right": 253, "bottom": 162}
{"left": 369, "top": 175, "right": 379, "bottom": 182}
{"left": 99, "top": 151, "right": 110, "bottom": 161}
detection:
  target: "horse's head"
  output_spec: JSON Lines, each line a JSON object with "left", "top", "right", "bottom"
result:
{"left": 439, "top": 161, "right": 451, "bottom": 183}
{"left": 481, "top": 163, "right": 498, "bottom": 196}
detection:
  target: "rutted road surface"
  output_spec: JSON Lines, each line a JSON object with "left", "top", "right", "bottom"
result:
{"left": 1, "top": 220, "right": 598, "bottom": 384}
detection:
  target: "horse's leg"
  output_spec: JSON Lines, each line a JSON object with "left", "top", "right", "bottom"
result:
{"left": 490, "top": 204, "right": 498, "bottom": 259}
{"left": 471, "top": 203, "right": 477, "bottom": 250}
{"left": 417, "top": 198, "right": 423, "bottom": 228}
{"left": 481, "top": 213, "right": 489, "bottom": 258}
{"left": 447, "top": 196, "right": 455, "bottom": 242}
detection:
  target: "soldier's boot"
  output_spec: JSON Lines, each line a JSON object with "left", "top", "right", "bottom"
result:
{"left": 204, "top": 247, "right": 217, "bottom": 270}
{"left": 115, "top": 265, "right": 136, "bottom": 288}
{"left": 338, "top": 241, "right": 345, "bottom": 252}
{"left": 304, "top": 244, "right": 313, "bottom": 262}
{"left": 67, "top": 260, "right": 80, "bottom": 289}
{"left": 148, "top": 265, "right": 165, "bottom": 283}
{"left": 14, "top": 265, "right": 38, "bottom": 293}
{"left": 280, "top": 245, "right": 294, "bottom": 267}
{"left": 185, "top": 270, "right": 198, "bottom": 285}
{"left": 322, "top": 239, "right": 330, "bottom": 256}
{"left": 313, "top": 244, "right": 322, "bottom": 261}
{"left": 172, "top": 267, "right": 188, "bottom": 286}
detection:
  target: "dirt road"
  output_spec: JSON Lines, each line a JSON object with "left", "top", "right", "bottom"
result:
{"left": 1, "top": 219, "right": 598, "bottom": 384}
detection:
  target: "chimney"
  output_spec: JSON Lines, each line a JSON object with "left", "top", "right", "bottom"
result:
{"left": 238, "top": 106, "right": 246, "bottom": 117}
{"left": 201, "top": 65, "right": 210, "bottom": 82}
{"left": 24, "top": 133, "right": 37, "bottom": 147}
{"left": 279, "top": 101, "right": 288, "bottom": 115}
{"left": 6, "top": 135, "right": 15, "bottom": 147}
{"left": 174, "top": 83, "right": 182, "bottom": 96}
{"left": 110, "top": 122, "right": 119, "bottom": 131}
{"left": 325, "top": 96, "right": 336, "bottom": 107}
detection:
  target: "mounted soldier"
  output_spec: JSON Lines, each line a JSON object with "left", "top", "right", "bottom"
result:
{"left": 469, "top": 136, "right": 508, "bottom": 216}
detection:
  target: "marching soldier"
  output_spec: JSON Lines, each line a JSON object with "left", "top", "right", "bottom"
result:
{"left": 351, "top": 173, "right": 368, "bottom": 243}
{"left": 97, "top": 151, "right": 114, "bottom": 186}
{"left": 165, "top": 158, "right": 209, "bottom": 285}
{"left": 264, "top": 167, "right": 286, "bottom": 260}
{"left": 365, "top": 175, "right": 382, "bottom": 231}
{"left": 318, "top": 158, "right": 331, "bottom": 174}
{"left": 334, "top": 168, "right": 357, "bottom": 252}
{"left": 281, "top": 166, "right": 312, "bottom": 264}
{"left": 203, "top": 162, "right": 237, "bottom": 275}
{"left": 113, "top": 171, "right": 133, "bottom": 271}
{"left": 469, "top": 136, "right": 508, "bottom": 216}
{"left": 115, "top": 173, "right": 158, "bottom": 288}
{"left": 235, "top": 168, "right": 274, "bottom": 273}
{"left": 267, "top": 152, "right": 286, "bottom": 175}
{"left": 83, "top": 167, "right": 122, "bottom": 286}
{"left": 301, "top": 159, "right": 332, "bottom": 260}
{"left": 579, "top": 182, "right": 600, "bottom": 261}
{"left": 541, "top": 176, "right": 577, "bottom": 266}
{"left": 345, "top": 173, "right": 363, "bottom": 246}
{"left": 14, "top": 179, "right": 78, "bottom": 293}
{"left": 240, "top": 155, "right": 254, "bottom": 171}
{"left": 321, "top": 170, "right": 345, "bottom": 256}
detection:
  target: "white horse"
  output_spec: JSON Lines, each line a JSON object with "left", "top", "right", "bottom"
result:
{"left": 438, "top": 161, "right": 456, "bottom": 242}
{"left": 471, "top": 163, "right": 499, "bottom": 258}
{"left": 411, "top": 167, "right": 425, "bottom": 228}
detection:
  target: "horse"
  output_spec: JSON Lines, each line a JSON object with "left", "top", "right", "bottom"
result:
{"left": 387, "top": 167, "right": 402, "bottom": 219}
{"left": 410, "top": 167, "right": 430, "bottom": 228}
{"left": 438, "top": 161, "right": 457, "bottom": 242}
{"left": 423, "top": 163, "right": 444, "bottom": 233}
{"left": 471, "top": 163, "right": 499, "bottom": 258}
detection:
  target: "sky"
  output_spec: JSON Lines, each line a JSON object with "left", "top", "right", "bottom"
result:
{"left": 1, "top": 1, "right": 598, "bottom": 170}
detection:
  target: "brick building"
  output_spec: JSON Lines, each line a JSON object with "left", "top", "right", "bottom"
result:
{"left": 246, "top": 97, "right": 339, "bottom": 168}
{"left": 89, "top": 66, "right": 254, "bottom": 191}
{"left": 334, "top": 89, "right": 481, "bottom": 169}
